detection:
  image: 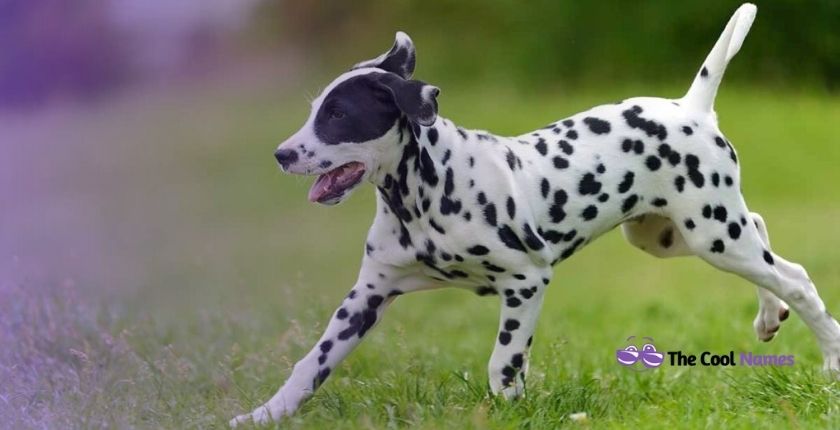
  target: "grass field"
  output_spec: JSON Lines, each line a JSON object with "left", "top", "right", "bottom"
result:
{"left": 2, "top": 78, "right": 840, "bottom": 429}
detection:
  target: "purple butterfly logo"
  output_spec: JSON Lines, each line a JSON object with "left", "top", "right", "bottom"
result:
{"left": 616, "top": 336, "right": 664, "bottom": 369}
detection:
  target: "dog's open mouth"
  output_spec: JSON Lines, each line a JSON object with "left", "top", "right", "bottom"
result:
{"left": 308, "top": 161, "right": 366, "bottom": 203}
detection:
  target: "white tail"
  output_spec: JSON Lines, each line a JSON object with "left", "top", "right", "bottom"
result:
{"left": 682, "top": 3, "right": 757, "bottom": 111}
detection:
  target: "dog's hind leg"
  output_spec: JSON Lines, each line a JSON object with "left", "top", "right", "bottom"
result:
{"left": 230, "top": 260, "right": 429, "bottom": 427}
{"left": 670, "top": 196, "right": 840, "bottom": 372}
{"left": 622, "top": 213, "right": 790, "bottom": 341}
{"left": 750, "top": 212, "right": 790, "bottom": 341}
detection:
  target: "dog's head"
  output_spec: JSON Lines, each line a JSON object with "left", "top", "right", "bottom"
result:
{"left": 275, "top": 32, "right": 440, "bottom": 205}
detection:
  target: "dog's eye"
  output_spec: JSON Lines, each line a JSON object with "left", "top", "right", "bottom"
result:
{"left": 329, "top": 110, "right": 345, "bottom": 120}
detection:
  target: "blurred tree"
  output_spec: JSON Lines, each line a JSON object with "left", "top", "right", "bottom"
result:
{"left": 0, "top": 0, "right": 133, "bottom": 107}
{"left": 255, "top": 0, "right": 839, "bottom": 90}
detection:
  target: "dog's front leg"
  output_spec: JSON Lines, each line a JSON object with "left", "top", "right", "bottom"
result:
{"left": 487, "top": 275, "right": 548, "bottom": 399}
{"left": 230, "top": 261, "right": 425, "bottom": 427}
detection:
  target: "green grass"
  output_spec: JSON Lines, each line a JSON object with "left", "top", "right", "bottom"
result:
{"left": 2, "top": 80, "right": 840, "bottom": 429}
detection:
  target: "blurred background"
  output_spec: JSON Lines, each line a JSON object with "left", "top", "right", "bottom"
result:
{"left": 1, "top": 1, "right": 839, "bottom": 428}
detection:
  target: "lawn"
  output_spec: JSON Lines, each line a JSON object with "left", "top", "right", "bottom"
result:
{"left": 2, "top": 78, "right": 840, "bottom": 429}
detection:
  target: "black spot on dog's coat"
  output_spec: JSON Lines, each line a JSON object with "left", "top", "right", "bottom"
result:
{"left": 542, "top": 230, "right": 564, "bottom": 244}
{"left": 549, "top": 190, "right": 567, "bottom": 223}
{"left": 506, "top": 197, "right": 517, "bottom": 219}
{"left": 429, "top": 218, "right": 446, "bottom": 234}
{"left": 439, "top": 196, "right": 462, "bottom": 216}
{"left": 633, "top": 140, "right": 644, "bottom": 154}
{"left": 622, "top": 105, "right": 667, "bottom": 140}
{"left": 484, "top": 203, "right": 498, "bottom": 226}
{"left": 320, "top": 340, "right": 333, "bottom": 353}
{"left": 728, "top": 222, "right": 741, "bottom": 239}
{"left": 558, "top": 140, "right": 574, "bottom": 155}
{"left": 444, "top": 168, "right": 455, "bottom": 195}
{"left": 622, "top": 195, "right": 639, "bottom": 213}
{"left": 553, "top": 156, "right": 569, "bottom": 169}
{"left": 418, "top": 148, "right": 439, "bottom": 186}
{"left": 713, "top": 206, "right": 728, "bottom": 223}
{"left": 498, "top": 225, "right": 527, "bottom": 253}
{"left": 652, "top": 198, "right": 668, "bottom": 207}
{"left": 685, "top": 154, "right": 705, "bottom": 188}
{"left": 505, "top": 148, "right": 521, "bottom": 170}
{"left": 618, "top": 171, "right": 635, "bottom": 193}
{"left": 578, "top": 173, "right": 602, "bottom": 195}
{"left": 314, "top": 367, "right": 331, "bottom": 389}
{"left": 534, "top": 138, "right": 548, "bottom": 156}
{"left": 674, "top": 175, "right": 685, "bottom": 192}
{"left": 522, "top": 224, "right": 544, "bottom": 250}
{"left": 499, "top": 331, "right": 512, "bottom": 345}
{"left": 583, "top": 117, "right": 611, "bottom": 134}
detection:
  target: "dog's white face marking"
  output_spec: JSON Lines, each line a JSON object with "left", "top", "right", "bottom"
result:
{"left": 234, "top": 6, "right": 840, "bottom": 427}
{"left": 274, "top": 33, "right": 439, "bottom": 205}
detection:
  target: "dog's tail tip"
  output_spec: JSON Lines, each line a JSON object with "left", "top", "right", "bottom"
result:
{"left": 682, "top": 3, "right": 757, "bottom": 112}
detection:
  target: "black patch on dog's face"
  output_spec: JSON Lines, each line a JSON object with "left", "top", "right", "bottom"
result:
{"left": 314, "top": 73, "right": 402, "bottom": 145}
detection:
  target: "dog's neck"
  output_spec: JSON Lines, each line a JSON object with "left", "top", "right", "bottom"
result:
{"left": 370, "top": 115, "right": 478, "bottom": 224}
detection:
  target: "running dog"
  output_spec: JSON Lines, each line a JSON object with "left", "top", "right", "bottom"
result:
{"left": 232, "top": 4, "right": 840, "bottom": 425}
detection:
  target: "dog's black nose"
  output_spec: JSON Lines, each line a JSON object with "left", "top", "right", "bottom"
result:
{"left": 274, "top": 149, "right": 299, "bottom": 169}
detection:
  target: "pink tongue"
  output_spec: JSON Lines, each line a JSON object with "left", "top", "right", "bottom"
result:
{"left": 308, "top": 172, "right": 335, "bottom": 202}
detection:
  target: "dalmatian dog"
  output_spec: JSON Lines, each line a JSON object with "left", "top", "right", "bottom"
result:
{"left": 232, "top": 3, "right": 840, "bottom": 425}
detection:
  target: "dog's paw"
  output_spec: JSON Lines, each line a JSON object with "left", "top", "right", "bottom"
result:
{"left": 498, "top": 380, "right": 525, "bottom": 400}
{"left": 229, "top": 407, "right": 269, "bottom": 428}
{"left": 754, "top": 304, "right": 789, "bottom": 342}
{"left": 229, "top": 403, "right": 287, "bottom": 428}
{"left": 821, "top": 337, "right": 840, "bottom": 375}
{"left": 489, "top": 371, "right": 526, "bottom": 400}
{"left": 823, "top": 353, "right": 840, "bottom": 375}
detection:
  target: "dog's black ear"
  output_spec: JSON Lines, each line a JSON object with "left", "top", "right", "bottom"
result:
{"left": 377, "top": 73, "right": 439, "bottom": 126}
{"left": 352, "top": 31, "right": 416, "bottom": 79}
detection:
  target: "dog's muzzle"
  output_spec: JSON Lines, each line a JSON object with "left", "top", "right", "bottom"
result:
{"left": 274, "top": 148, "right": 299, "bottom": 170}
